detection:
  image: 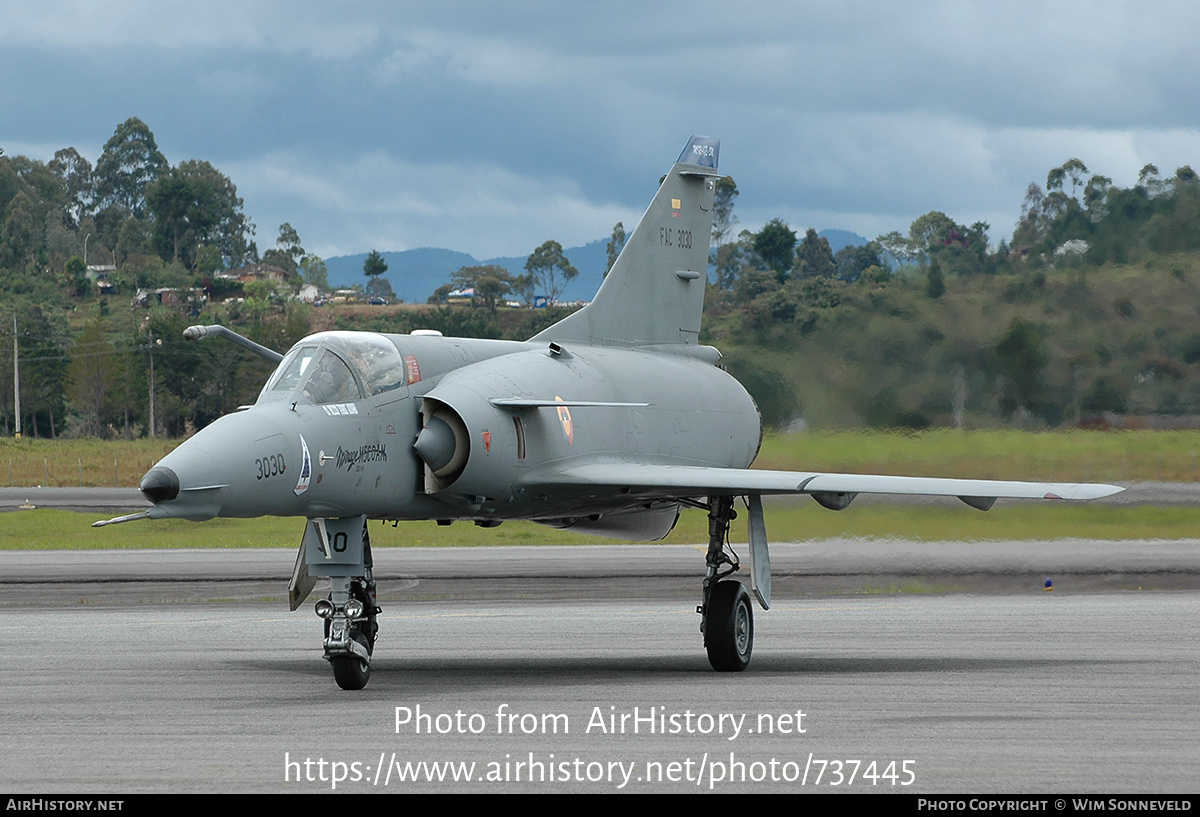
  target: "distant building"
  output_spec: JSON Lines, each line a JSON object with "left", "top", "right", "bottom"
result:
{"left": 86, "top": 264, "right": 117, "bottom": 293}
{"left": 222, "top": 263, "right": 290, "bottom": 285}
{"left": 134, "top": 287, "right": 207, "bottom": 309}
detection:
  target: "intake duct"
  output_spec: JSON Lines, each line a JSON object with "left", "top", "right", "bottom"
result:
{"left": 414, "top": 399, "right": 469, "bottom": 492}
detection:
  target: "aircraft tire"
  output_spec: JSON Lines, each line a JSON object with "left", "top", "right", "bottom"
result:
{"left": 705, "top": 580, "right": 753, "bottom": 672}
{"left": 332, "top": 633, "right": 372, "bottom": 690}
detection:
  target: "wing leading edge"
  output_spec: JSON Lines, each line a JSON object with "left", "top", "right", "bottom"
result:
{"left": 522, "top": 463, "right": 1123, "bottom": 507}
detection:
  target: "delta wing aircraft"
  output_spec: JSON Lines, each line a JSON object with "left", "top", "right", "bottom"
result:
{"left": 96, "top": 136, "right": 1122, "bottom": 689}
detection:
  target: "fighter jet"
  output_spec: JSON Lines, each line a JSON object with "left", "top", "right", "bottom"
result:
{"left": 96, "top": 136, "right": 1122, "bottom": 689}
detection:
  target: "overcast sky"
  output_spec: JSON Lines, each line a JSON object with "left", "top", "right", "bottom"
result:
{"left": 5, "top": 1, "right": 1200, "bottom": 260}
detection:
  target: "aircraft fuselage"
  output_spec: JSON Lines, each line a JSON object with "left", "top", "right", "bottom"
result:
{"left": 144, "top": 330, "right": 761, "bottom": 530}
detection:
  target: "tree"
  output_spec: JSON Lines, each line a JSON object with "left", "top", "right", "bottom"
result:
{"left": 711, "top": 176, "right": 739, "bottom": 246}
{"left": 1081, "top": 376, "right": 1127, "bottom": 415}
{"left": 1083, "top": 174, "right": 1112, "bottom": 221}
{"left": 605, "top": 222, "right": 625, "bottom": 276}
{"left": 145, "top": 160, "right": 248, "bottom": 269}
{"left": 1137, "top": 164, "right": 1164, "bottom": 198}
{"left": 365, "top": 276, "right": 395, "bottom": 301}
{"left": 994, "top": 318, "right": 1047, "bottom": 420}
{"left": 0, "top": 191, "right": 41, "bottom": 268}
{"left": 47, "top": 147, "right": 93, "bottom": 229}
{"left": 144, "top": 170, "right": 192, "bottom": 263}
{"left": 877, "top": 231, "right": 914, "bottom": 267}
{"left": 1047, "top": 158, "right": 1089, "bottom": 201}
{"left": 753, "top": 218, "right": 796, "bottom": 282}
{"left": 511, "top": 272, "right": 537, "bottom": 306}
{"left": 428, "top": 283, "right": 453, "bottom": 304}
{"left": 195, "top": 245, "right": 223, "bottom": 274}
{"left": 299, "top": 254, "right": 328, "bottom": 290}
{"left": 834, "top": 241, "right": 884, "bottom": 281}
{"left": 524, "top": 240, "right": 577, "bottom": 304}
{"left": 906, "top": 212, "right": 990, "bottom": 274}
{"left": 4, "top": 302, "right": 70, "bottom": 437}
{"left": 65, "top": 255, "right": 89, "bottom": 295}
{"left": 277, "top": 223, "right": 305, "bottom": 272}
{"left": 68, "top": 318, "right": 121, "bottom": 437}
{"left": 363, "top": 249, "right": 388, "bottom": 279}
{"left": 925, "top": 257, "right": 945, "bottom": 299}
{"left": 908, "top": 211, "right": 957, "bottom": 263}
{"left": 713, "top": 232, "right": 751, "bottom": 291}
{"left": 793, "top": 229, "right": 835, "bottom": 278}
{"left": 1013, "top": 183, "right": 1048, "bottom": 248}
{"left": 94, "top": 117, "right": 168, "bottom": 218}
{"left": 709, "top": 176, "right": 740, "bottom": 286}
{"left": 262, "top": 223, "right": 304, "bottom": 276}
{"left": 450, "top": 265, "right": 513, "bottom": 315}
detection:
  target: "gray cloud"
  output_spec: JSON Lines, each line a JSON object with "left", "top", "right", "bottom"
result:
{"left": 5, "top": 0, "right": 1200, "bottom": 260}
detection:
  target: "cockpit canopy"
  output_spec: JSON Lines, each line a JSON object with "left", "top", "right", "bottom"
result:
{"left": 259, "top": 332, "right": 407, "bottom": 405}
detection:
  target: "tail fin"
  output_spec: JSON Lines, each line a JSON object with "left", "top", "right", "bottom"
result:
{"left": 532, "top": 135, "right": 720, "bottom": 348}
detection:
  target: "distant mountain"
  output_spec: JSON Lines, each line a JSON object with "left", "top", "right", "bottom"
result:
{"left": 324, "top": 248, "right": 478, "bottom": 302}
{"left": 324, "top": 241, "right": 609, "bottom": 303}
{"left": 482, "top": 240, "right": 608, "bottom": 303}
{"left": 818, "top": 229, "right": 868, "bottom": 253}
{"left": 324, "top": 231, "right": 869, "bottom": 302}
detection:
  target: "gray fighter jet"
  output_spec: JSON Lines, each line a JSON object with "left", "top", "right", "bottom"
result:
{"left": 96, "top": 136, "right": 1121, "bottom": 689}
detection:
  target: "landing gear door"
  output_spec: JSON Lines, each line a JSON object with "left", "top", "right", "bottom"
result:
{"left": 746, "top": 495, "right": 771, "bottom": 610}
{"left": 303, "top": 516, "right": 367, "bottom": 577}
{"left": 288, "top": 540, "right": 317, "bottom": 611}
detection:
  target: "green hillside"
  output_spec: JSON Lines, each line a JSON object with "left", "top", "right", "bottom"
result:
{"left": 4, "top": 124, "right": 1200, "bottom": 439}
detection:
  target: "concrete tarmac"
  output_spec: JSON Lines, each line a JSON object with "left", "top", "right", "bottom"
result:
{"left": 1, "top": 542, "right": 1198, "bottom": 793}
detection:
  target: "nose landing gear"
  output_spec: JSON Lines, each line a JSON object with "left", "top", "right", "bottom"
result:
{"left": 319, "top": 573, "right": 379, "bottom": 690}
{"left": 297, "top": 515, "right": 382, "bottom": 690}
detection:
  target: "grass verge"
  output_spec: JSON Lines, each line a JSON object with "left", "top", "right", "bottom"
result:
{"left": 5, "top": 502, "right": 1197, "bottom": 550}
{"left": 1, "top": 428, "right": 1196, "bottom": 488}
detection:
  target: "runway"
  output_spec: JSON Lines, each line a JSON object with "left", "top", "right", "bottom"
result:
{"left": 1, "top": 543, "right": 1198, "bottom": 793}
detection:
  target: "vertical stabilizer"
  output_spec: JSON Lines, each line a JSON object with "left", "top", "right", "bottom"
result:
{"left": 532, "top": 136, "right": 720, "bottom": 348}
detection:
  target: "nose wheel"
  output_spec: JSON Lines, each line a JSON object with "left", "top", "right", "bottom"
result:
{"left": 331, "top": 632, "right": 372, "bottom": 690}
{"left": 321, "top": 582, "right": 377, "bottom": 691}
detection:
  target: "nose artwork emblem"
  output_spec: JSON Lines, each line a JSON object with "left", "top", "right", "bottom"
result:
{"left": 294, "top": 435, "right": 311, "bottom": 495}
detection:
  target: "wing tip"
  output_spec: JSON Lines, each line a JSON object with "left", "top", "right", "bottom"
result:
{"left": 1051, "top": 484, "right": 1125, "bottom": 501}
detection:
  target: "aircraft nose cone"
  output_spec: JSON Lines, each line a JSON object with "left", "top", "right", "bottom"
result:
{"left": 140, "top": 466, "right": 180, "bottom": 503}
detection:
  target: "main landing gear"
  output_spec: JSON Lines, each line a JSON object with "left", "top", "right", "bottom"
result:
{"left": 698, "top": 496, "right": 753, "bottom": 671}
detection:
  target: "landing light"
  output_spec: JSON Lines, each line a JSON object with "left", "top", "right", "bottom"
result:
{"left": 314, "top": 599, "right": 334, "bottom": 619}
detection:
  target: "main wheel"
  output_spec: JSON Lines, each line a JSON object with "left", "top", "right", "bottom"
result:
{"left": 332, "top": 632, "right": 371, "bottom": 690}
{"left": 705, "top": 581, "right": 753, "bottom": 672}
